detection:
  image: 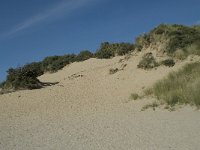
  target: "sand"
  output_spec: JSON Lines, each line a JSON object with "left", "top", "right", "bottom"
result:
{"left": 0, "top": 52, "right": 200, "bottom": 150}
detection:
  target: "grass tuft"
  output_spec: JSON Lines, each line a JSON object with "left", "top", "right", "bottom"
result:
{"left": 151, "top": 62, "right": 200, "bottom": 108}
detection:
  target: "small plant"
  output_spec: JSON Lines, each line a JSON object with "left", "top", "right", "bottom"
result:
{"left": 109, "top": 68, "right": 119, "bottom": 74}
{"left": 141, "top": 101, "right": 159, "bottom": 111}
{"left": 130, "top": 93, "right": 139, "bottom": 100}
{"left": 161, "top": 59, "right": 175, "bottom": 67}
{"left": 138, "top": 53, "right": 159, "bottom": 69}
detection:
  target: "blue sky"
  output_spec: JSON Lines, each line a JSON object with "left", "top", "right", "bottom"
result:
{"left": 0, "top": 0, "right": 199, "bottom": 81}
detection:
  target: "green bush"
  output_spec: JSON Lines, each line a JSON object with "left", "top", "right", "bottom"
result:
{"left": 152, "top": 62, "right": 200, "bottom": 107}
{"left": 95, "top": 42, "right": 134, "bottom": 59}
{"left": 161, "top": 59, "right": 175, "bottom": 67}
{"left": 115, "top": 43, "right": 135, "bottom": 55}
{"left": 76, "top": 50, "right": 93, "bottom": 62}
{"left": 167, "top": 25, "right": 200, "bottom": 53}
{"left": 138, "top": 53, "right": 158, "bottom": 69}
{"left": 134, "top": 24, "right": 200, "bottom": 55}
{"left": 2, "top": 67, "right": 42, "bottom": 90}
{"left": 42, "top": 54, "right": 76, "bottom": 72}
{"left": 24, "top": 62, "right": 44, "bottom": 77}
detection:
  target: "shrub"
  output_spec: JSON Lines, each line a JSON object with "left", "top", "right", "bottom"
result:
{"left": 152, "top": 62, "right": 200, "bottom": 107}
{"left": 167, "top": 25, "right": 200, "bottom": 53}
{"left": 138, "top": 53, "right": 159, "bottom": 69}
{"left": 134, "top": 24, "right": 200, "bottom": 55}
{"left": 115, "top": 43, "right": 135, "bottom": 55}
{"left": 76, "top": 50, "right": 93, "bottom": 62}
{"left": 95, "top": 42, "right": 134, "bottom": 59}
{"left": 130, "top": 93, "right": 139, "bottom": 100}
{"left": 42, "top": 54, "right": 76, "bottom": 72}
{"left": 161, "top": 59, "right": 175, "bottom": 67}
{"left": 24, "top": 62, "right": 44, "bottom": 77}
{"left": 2, "top": 67, "right": 43, "bottom": 90}
{"left": 95, "top": 43, "right": 114, "bottom": 59}
{"left": 109, "top": 68, "right": 119, "bottom": 74}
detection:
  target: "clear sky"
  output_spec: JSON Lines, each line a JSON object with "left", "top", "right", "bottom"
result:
{"left": 0, "top": 0, "right": 199, "bottom": 81}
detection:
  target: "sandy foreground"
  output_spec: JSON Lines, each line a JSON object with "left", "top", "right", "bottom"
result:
{"left": 0, "top": 52, "right": 200, "bottom": 150}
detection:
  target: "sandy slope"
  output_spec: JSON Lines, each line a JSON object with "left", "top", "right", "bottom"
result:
{"left": 0, "top": 52, "right": 200, "bottom": 150}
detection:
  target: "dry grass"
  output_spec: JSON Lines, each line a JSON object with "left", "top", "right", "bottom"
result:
{"left": 151, "top": 62, "right": 200, "bottom": 108}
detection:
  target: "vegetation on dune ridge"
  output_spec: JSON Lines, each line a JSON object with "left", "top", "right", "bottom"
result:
{"left": 0, "top": 42, "right": 134, "bottom": 92}
{"left": 135, "top": 24, "right": 200, "bottom": 55}
{"left": 95, "top": 42, "right": 134, "bottom": 58}
{"left": 1, "top": 24, "right": 200, "bottom": 93}
{"left": 1, "top": 67, "right": 43, "bottom": 91}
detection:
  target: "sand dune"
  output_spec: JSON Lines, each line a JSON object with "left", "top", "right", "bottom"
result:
{"left": 0, "top": 52, "right": 200, "bottom": 150}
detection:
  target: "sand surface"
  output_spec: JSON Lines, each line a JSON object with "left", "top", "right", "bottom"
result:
{"left": 0, "top": 52, "right": 200, "bottom": 150}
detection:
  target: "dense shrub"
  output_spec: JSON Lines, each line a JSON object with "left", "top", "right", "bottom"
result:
{"left": 134, "top": 24, "right": 200, "bottom": 55}
{"left": 138, "top": 53, "right": 158, "bottom": 69}
{"left": 24, "top": 62, "right": 44, "bottom": 77}
{"left": 76, "top": 50, "right": 93, "bottom": 62}
{"left": 115, "top": 43, "right": 135, "bottom": 55}
{"left": 161, "top": 59, "right": 175, "bottom": 67}
{"left": 95, "top": 42, "right": 134, "bottom": 59}
{"left": 2, "top": 67, "right": 42, "bottom": 90}
{"left": 95, "top": 42, "right": 115, "bottom": 58}
{"left": 167, "top": 25, "right": 200, "bottom": 53}
{"left": 42, "top": 54, "right": 76, "bottom": 72}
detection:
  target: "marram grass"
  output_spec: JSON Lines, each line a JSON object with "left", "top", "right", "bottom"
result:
{"left": 151, "top": 62, "right": 200, "bottom": 108}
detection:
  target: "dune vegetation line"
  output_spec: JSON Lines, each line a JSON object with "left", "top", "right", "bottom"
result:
{"left": 1, "top": 24, "right": 200, "bottom": 108}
